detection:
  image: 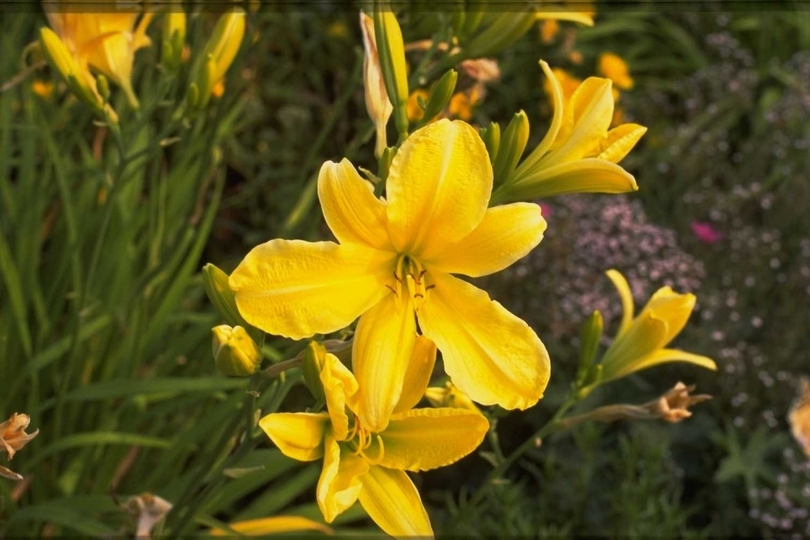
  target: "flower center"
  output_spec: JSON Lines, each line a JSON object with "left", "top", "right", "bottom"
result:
{"left": 344, "top": 416, "right": 385, "bottom": 464}
{"left": 386, "top": 254, "right": 434, "bottom": 310}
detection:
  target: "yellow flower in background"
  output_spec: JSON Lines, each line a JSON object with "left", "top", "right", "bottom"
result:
{"left": 493, "top": 60, "right": 647, "bottom": 203}
{"left": 231, "top": 119, "right": 550, "bottom": 432}
{"left": 540, "top": 19, "right": 560, "bottom": 43}
{"left": 31, "top": 80, "right": 54, "bottom": 98}
{"left": 425, "top": 381, "right": 481, "bottom": 414}
{"left": 596, "top": 270, "right": 717, "bottom": 385}
{"left": 360, "top": 12, "right": 393, "bottom": 158}
{"left": 210, "top": 516, "right": 333, "bottom": 536}
{"left": 533, "top": 3, "right": 595, "bottom": 27}
{"left": 259, "top": 343, "right": 488, "bottom": 538}
{"left": 406, "top": 89, "right": 429, "bottom": 122}
{"left": 44, "top": 8, "right": 153, "bottom": 106}
{"left": 447, "top": 86, "right": 483, "bottom": 121}
{"left": 598, "top": 52, "right": 634, "bottom": 90}
{"left": 544, "top": 67, "right": 581, "bottom": 103}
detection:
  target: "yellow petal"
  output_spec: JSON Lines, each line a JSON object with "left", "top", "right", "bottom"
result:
{"left": 385, "top": 119, "right": 492, "bottom": 260}
{"left": 318, "top": 159, "right": 394, "bottom": 251}
{"left": 392, "top": 336, "right": 438, "bottom": 414}
{"left": 320, "top": 353, "right": 359, "bottom": 440}
{"left": 534, "top": 12, "right": 595, "bottom": 26}
{"left": 597, "top": 123, "right": 647, "bottom": 163}
{"left": 230, "top": 240, "right": 395, "bottom": 340}
{"left": 543, "top": 77, "right": 614, "bottom": 168}
{"left": 210, "top": 516, "right": 333, "bottom": 536}
{"left": 599, "top": 312, "right": 668, "bottom": 383}
{"left": 425, "top": 203, "right": 546, "bottom": 278}
{"left": 380, "top": 407, "right": 488, "bottom": 471}
{"left": 358, "top": 465, "right": 433, "bottom": 538}
{"left": 606, "top": 269, "right": 634, "bottom": 337}
{"left": 317, "top": 436, "right": 368, "bottom": 523}
{"left": 641, "top": 288, "right": 696, "bottom": 346}
{"left": 507, "top": 158, "right": 638, "bottom": 200}
{"left": 418, "top": 272, "right": 550, "bottom": 410}
{"left": 353, "top": 292, "right": 416, "bottom": 432}
{"left": 516, "top": 60, "right": 564, "bottom": 174}
{"left": 258, "top": 412, "right": 330, "bottom": 462}
{"left": 626, "top": 349, "right": 717, "bottom": 378}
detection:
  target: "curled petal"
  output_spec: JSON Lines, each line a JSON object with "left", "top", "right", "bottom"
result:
{"left": 230, "top": 240, "right": 395, "bottom": 340}
{"left": 626, "top": 349, "right": 717, "bottom": 379}
{"left": 258, "top": 412, "right": 330, "bottom": 462}
{"left": 317, "top": 436, "right": 368, "bottom": 523}
{"left": 386, "top": 119, "right": 492, "bottom": 260}
{"left": 606, "top": 269, "right": 635, "bottom": 337}
{"left": 418, "top": 273, "right": 550, "bottom": 410}
{"left": 381, "top": 407, "right": 488, "bottom": 471}
{"left": 358, "top": 465, "right": 432, "bottom": 539}
{"left": 425, "top": 203, "right": 546, "bottom": 278}
{"left": 320, "top": 353, "right": 360, "bottom": 440}
{"left": 597, "top": 123, "right": 647, "bottom": 163}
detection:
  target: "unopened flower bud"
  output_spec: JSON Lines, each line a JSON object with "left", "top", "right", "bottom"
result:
{"left": 39, "top": 27, "right": 101, "bottom": 108}
{"left": 191, "top": 9, "right": 245, "bottom": 108}
{"left": 212, "top": 325, "right": 262, "bottom": 377}
{"left": 301, "top": 341, "right": 328, "bottom": 402}
{"left": 162, "top": 11, "right": 187, "bottom": 70}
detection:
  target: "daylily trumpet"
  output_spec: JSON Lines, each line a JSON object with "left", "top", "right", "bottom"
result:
{"left": 491, "top": 60, "right": 646, "bottom": 204}
{"left": 43, "top": 8, "right": 153, "bottom": 106}
{"left": 596, "top": 270, "right": 717, "bottom": 385}
{"left": 230, "top": 119, "right": 550, "bottom": 432}
{"left": 259, "top": 341, "right": 488, "bottom": 538}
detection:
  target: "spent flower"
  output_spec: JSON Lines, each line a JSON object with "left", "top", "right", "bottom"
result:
{"left": 0, "top": 413, "right": 39, "bottom": 481}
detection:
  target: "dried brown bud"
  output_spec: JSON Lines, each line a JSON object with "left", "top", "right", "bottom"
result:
{"left": 0, "top": 413, "right": 39, "bottom": 460}
{"left": 560, "top": 382, "right": 711, "bottom": 428}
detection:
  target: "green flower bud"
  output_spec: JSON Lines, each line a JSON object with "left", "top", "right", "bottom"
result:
{"left": 480, "top": 121, "right": 501, "bottom": 167}
{"left": 417, "top": 69, "right": 458, "bottom": 128}
{"left": 212, "top": 325, "right": 262, "bottom": 377}
{"left": 575, "top": 310, "right": 603, "bottom": 387}
{"left": 301, "top": 341, "right": 328, "bottom": 402}
{"left": 492, "top": 111, "right": 529, "bottom": 188}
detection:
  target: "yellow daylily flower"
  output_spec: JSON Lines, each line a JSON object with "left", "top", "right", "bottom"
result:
{"left": 259, "top": 342, "right": 488, "bottom": 539}
{"left": 45, "top": 8, "right": 153, "bottom": 106}
{"left": 598, "top": 52, "right": 634, "bottom": 90}
{"left": 533, "top": 3, "right": 595, "bottom": 27}
{"left": 540, "top": 19, "right": 560, "bottom": 43}
{"left": 492, "top": 60, "right": 647, "bottom": 203}
{"left": 596, "top": 270, "right": 717, "bottom": 385}
{"left": 231, "top": 119, "right": 550, "bottom": 432}
{"left": 360, "top": 12, "right": 393, "bottom": 158}
{"left": 210, "top": 515, "right": 333, "bottom": 536}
